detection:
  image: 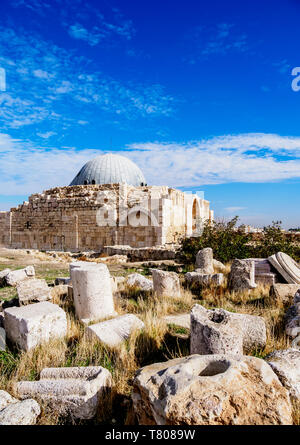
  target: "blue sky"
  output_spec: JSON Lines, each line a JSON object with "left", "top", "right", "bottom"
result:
{"left": 0, "top": 0, "right": 299, "bottom": 228}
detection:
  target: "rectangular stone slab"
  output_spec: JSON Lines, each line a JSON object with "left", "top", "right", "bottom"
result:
{"left": 4, "top": 302, "right": 67, "bottom": 351}
{"left": 86, "top": 314, "right": 144, "bottom": 347}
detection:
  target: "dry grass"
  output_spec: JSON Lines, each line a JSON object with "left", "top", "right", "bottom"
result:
{"left": 0, "top": 261, "right": 299, "bottom": 425}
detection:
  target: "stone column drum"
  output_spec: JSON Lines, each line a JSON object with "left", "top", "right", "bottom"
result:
{"left": 70, "top": 262, "right": 116, "bottom": 324}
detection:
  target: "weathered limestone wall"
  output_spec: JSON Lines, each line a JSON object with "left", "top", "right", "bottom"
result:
{"left": 0, "top": 183, "right": 213, "bottom": 251}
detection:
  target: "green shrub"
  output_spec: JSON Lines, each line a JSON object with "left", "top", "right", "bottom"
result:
{"left": 179, "top": 217, "right": 300, "bottom": 264}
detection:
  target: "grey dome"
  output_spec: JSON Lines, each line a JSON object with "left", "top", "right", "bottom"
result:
{"left": 69, "top": 153, "right": 146, "bottom": 187}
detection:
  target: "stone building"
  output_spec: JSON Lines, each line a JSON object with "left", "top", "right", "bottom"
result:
{"left": 0, "top": 154, "right": 213, "bottom": 251}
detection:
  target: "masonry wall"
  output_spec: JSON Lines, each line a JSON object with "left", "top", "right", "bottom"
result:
{"left": 0, "top": 183, "right": 213, "bottom": 251}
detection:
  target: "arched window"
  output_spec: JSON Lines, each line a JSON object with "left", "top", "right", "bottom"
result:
{"left": 91, "top": 180, "right": 96, "bottom": 184}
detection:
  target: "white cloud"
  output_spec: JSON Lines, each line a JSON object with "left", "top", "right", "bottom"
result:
{"left": 0, "top": 133, "right": 299, "bottom": 198}
{"left": 224, "top": 206, "right": 246, "bottom": 212}
{"left": 0, "top": 26, "right": 174, "bottom": 131}
{"left": 37, "top": 131, "right": 57, "bottom": 139}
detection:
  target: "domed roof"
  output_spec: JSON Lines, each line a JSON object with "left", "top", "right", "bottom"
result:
{"left": 69, "top": 153, "right": 146, "bottom": 187}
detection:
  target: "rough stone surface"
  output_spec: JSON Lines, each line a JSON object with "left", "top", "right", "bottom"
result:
{"left": 185, "top": 272, "right": 224, "bottom": 287}
{"left": 50, "top": 284, "right": 68, "bottom": 300}
{"left": 266, "top": 348, "right": 300, "bottom": 402}
{"left": 0, "top": 326, "right": 6, "bottom": 350}
{"left": 132, "top": 354, "right": 292, "bottom": 425}
{"left": 285, "top": 292, "right": 300, "bottom": 338}
{"left": 213, "top": 259, "right": 226, "bottom": 272}
{"left": 162, "top": 314, "right": 190, "bottom": 330}
{"left": 228, "top": 259, "right": 256, "bottom": 292}
{"left": 191, "top": 305, "right": 243, "bottom": 355}
{"left": 5, "top": 266, "right": 35, "bottom": 286}
{"left": 16, "top": 366, "right": 112, "bottom": 420}
{"left": 4, "top": 301, "right": 67, "bottom": 351}
{"left": 0, "top": 390, "right": 40, "bottom": 425}
{"left": 152, "top": 269, "right": 181, "bottom": 298}
{"left": 268, "top": 252, "right": 300, "bottom": 284}
{"left": 86, "top": 314, "right": 144, "bottom": 347}
{"left": 17, "top": 278, "right": 51, "bottom": 304}
{"left": 127, "top": 273, "right": 153, "bottom": 291}
{"left": 270, "top": 284, "right": 300, "bottom": 304}
{"left": 292, "top": 335, "right": 300, "bottom": 350}
{"left": 70, "top": 261, "right": 116, "bottom": 324}
{"left": 0, "top": 268, "right": 11, "bottom": 286}
{"left": 195, "top": 248, "right": 214, "bottom": 274}
{"left": 190, "top": 304, "right": 266, "bottom": 355}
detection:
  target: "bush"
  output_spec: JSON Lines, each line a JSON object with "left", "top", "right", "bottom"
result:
{"left": 179, "top": 217, "right": 300, "bottom": 264}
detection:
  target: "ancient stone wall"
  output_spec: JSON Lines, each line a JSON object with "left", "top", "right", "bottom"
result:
{"left": 0, "top": 184, "right": 213, "bottom": 251}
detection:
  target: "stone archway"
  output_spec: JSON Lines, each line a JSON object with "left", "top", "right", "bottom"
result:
{"left": 192, "top": 198, "right": 201, "bottom": 233}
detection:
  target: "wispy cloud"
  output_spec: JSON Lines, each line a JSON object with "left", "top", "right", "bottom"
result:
{"left": 0, "top": 26, "right": 174, "bottom": 134}
{"left": 0, "top": 132, "right": 299, "bottom": 197}
{"left": 184, "top": 23, "right": 249, "bottom": 64}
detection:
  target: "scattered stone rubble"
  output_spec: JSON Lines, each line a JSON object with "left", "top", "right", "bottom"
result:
{"left": 0, "top": 390, "right": 40, "bottom": 425}
{"left": 16, "top": 366, "right": 112, "bottom": 420}
{"left": 0, "top": 249, "right": 299, "bottom": 425}
{"left": 132, "top": 354, "right": 293, "bottom": 425}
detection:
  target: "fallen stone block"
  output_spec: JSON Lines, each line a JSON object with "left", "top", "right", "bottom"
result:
{"left": 4, "top": 301, "right": 67, "bottom": 351}
{"left": 268, "top": 252, "right": 300, "bottom": 284}
{"left": 5, "top": 266, "right": 35, "bottom": 287}
{"left": 228, "top": 259, "right": 256, "bottom": 292}
{"left": 86, "top": 314, "right": 144, "bottom": 347}
{"left": 162, "top": 313, "right": 190, "bottom": 330}
{"left": 266, "top": 348, "right": 300, "bottom": 402}
{"left": 185, "top": 272, "right": 224, "bottom": 287}
{"left": 16, "top": 366, "right": 112, "bottom": 420}
{"left": 132, "top": 354, "right": 292, "bottom": 425}
{"left": 255, "top": 273, "right": 276, "bottom": 286}
{"left": 213, "top": 259, "right": 226, "bottom": 272}
{"left": 70, "top": 261, "right": 116, "bottom": 324}
{"left": 17, "top": 278, "right": 51, "bottom": 304}
{"left": 191, "top": 305, "right": 243, "bottom": 355}
{"left": 0, "top": 390, "right": 40, "bottom": 425}
{"left": 195, "top": 247, "right": 214, "bottom": 274}
{"left": 190, "top": 304, "right": 266, "bottom": 355}
{"left": 292, "top": 335, "right": 300, "bottom": 350}
{"left": 152, "top": 269, "right": 181, "bottom": 298}
{"left": 127, "top": 273, "right": 153, "bottom": 292}
{"left": 270, "top": 284, "right": 300, "bottom": 304}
